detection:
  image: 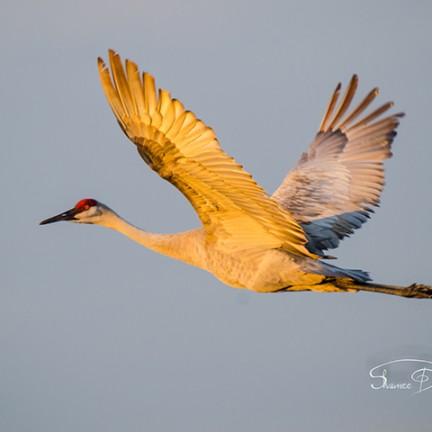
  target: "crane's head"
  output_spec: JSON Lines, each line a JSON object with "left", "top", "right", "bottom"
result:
{"left": 40, "top": 198, "right": 112, "bottom": 226}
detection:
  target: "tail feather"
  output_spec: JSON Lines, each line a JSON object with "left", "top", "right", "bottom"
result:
{"left": 334, "top": 278, "right": 432, "bottom": 299}
{"left": 302, "top": 260, "right": 372, "bottom": 282}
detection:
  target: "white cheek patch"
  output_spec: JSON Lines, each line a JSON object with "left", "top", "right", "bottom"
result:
{"left": 74, "top": 206, "right": 100, "bottom": 224}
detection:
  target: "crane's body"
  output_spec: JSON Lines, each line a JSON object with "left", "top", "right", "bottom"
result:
{"left": 104, "top": 222, "right": 326, "bottom": 292}
{"left": 40, "top": 51, "right": 432, "bottom": 299}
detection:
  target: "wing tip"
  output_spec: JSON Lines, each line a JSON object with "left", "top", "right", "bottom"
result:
{"left": 97, "top": 56, "right": 107, "bottom": 72}
{"left": 350, "top": 74, "right": 359, "bottom": 85}
{"left": 108, "top": 48, "right": 118, "bottom": 59}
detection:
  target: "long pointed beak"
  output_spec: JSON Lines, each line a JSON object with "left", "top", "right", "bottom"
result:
{"left": 39, "top": 208, "right": 79, "bottom": 225}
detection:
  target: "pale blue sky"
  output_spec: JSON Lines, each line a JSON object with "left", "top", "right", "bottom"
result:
{"left": 2, "top": 1, "right": 432, "bottom": 431}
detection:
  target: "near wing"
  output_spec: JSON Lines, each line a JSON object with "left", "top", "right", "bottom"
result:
{"left": 272, "top": 75, "right": 404, "bottom": 255}
{"left": 98, "top": 50, "right": 316, "bottom": 258}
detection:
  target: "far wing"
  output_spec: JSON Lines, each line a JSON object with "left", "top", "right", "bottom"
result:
{"left": 98, "top": 50, "right": 316, "bottom": 259}
{"left": 272, "top": 75, "right": 403, "bottom": 254}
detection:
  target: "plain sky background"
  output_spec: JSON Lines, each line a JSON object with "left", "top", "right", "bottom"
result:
{"left": 2, "top": 1, "right": 432, "bottom": 431}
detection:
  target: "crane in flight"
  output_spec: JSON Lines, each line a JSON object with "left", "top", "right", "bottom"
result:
{"left": 40, "top": 50, "right": 431, "bottom": 299}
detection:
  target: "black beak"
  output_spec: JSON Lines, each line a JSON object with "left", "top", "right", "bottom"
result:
{"left": 39, "top": 208, "right": 79, "bottom": 225}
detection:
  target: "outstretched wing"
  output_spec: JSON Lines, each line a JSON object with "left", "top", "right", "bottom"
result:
{"left": 272, "top": 75, "right": 403, "bottom": 254}
{"left": 98, "top": 50, "right": 315, "bottom": 258}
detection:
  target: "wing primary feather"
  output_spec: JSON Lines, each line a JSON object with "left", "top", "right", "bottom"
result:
{"left": 143, "top": 73, "right": 157, "bottom": 116}
{"left": 125, "top": 60, "right": 145, "bottom": 117}
{"left": 337, "top": 88, "right": 379, "bottom": 130}
{"left": 348, "top": 115, "right": 402, "bottom": 141}
{"left": 326, "top": 75, "right": 358, "bottom": 130}
{"left": 349, "top": 103, "right": 401, "bottom": 130}
{"left": 98, "top": 57, "right": 126, "bottom": 125}
{"left": 319, "top": 82, "right": 341, "bottom": 132}
{"left": 158, "top": 90, "right": 176, "bottom": 133}
{"left": 108, "top": 50, "right": 135, "bottom": 117}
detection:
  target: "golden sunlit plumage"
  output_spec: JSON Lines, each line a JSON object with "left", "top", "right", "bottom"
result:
{"left": 40, "top": 51, "right": 432, "bottom": 298}
{"left": 98, "top": 50, "right": 314, "bottom": 259}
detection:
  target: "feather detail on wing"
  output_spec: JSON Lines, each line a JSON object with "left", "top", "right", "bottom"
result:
{"left": 98, "top": 50, "right": 316, "bottom": 258}
{"left": 272, "top": 75, "right": 404, "bottom": 254}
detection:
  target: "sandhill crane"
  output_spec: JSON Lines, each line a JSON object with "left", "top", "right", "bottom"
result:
{"left": 40, "top": 50, "right": 431, "bottom": 299}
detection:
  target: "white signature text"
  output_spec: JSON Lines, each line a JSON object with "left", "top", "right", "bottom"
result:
{"left": 369, "top": 359, "right": 432, "bottom": 395}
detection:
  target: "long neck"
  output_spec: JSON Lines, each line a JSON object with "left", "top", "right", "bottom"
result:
{"left": 99, "top": 211, "right": 207, "bottom": 270}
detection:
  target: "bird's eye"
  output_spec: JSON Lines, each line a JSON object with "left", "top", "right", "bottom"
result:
{"left": 84, "top": 204, "right": 90, "bottom": 210}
